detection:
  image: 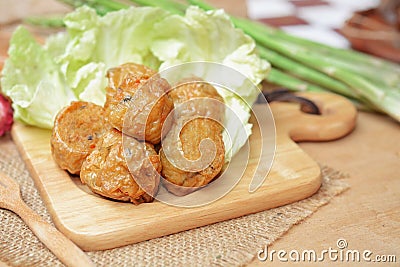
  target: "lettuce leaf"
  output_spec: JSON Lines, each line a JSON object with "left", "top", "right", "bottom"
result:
{"left": 1, "top": 6, "right": 270, "bottom": 161}
{"left": 1, "top": 27, "right": 75, "bottom": 129}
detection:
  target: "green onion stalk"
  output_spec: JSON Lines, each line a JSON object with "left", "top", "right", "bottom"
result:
{"left": 28, "top": 0, "right": 400, "bottom": 122}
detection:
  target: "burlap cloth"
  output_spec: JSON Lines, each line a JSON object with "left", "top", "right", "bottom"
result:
{"left": 0, "top": 133, "right": 350, "bottom": 267}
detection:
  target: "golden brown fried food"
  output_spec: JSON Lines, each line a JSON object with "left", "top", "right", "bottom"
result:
{"left": 104, "top": 62, "right": 156, "bottom": 110}
{"left": 104, "top": 63, "right": 173, "bottom": 144}
{"left": 160, "top": 78, "right": 225, "bottom": 196}
{"left": 106, "top": 62, "right": 156, "bottom": 92}
{"left": 51, "top": 101, "right": 105, "bottom": 175}
{"left": 80, "top": 128, "right": 161, "bottom": 204}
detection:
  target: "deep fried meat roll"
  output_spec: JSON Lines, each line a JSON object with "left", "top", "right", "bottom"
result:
{"left": 51, "top": 101, "right": 105, "bottom": 175}
{"left": 80, "top": 129, "right": 161, "bottom": 204}
{"left": 104, "top": 63, "right": 173, "bottom": 144}
{"left": 160, "top": 78, "right": 225, "bottom": 196}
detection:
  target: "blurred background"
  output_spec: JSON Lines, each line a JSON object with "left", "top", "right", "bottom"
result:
{"left": 246, "top": 0, "right": 380, "bottom": 48}
{"left": 245, "top": 0, "right": 400, "bottom": 62}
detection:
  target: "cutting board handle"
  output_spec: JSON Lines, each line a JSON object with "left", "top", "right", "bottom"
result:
{"left": 272, "top": 92, "right": 357, "bottom": 142}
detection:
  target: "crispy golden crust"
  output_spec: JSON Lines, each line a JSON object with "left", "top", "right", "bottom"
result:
{"left": 160, "top": 78, "right": 225, "bottom": 196}
{"left": 168, "top": 77, "right": 224, "bottom": 104}
{"left": 80, "top": 129, "right": 161, "bottom": 204}
{"left": 160, "top": 119, "right": 225, "bottom": 196}
{"left": 106, "top": 62, "right": 156, "bottom": 92}
{"left": 104, "top": 63, "right": 173, "bottom": 144}
{"left": 51, "top": 101, "right": 105, "bottom": 175}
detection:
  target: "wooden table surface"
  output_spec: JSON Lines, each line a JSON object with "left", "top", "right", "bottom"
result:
{"left": 1, "top": 1, "right": 399, "bottom": 266}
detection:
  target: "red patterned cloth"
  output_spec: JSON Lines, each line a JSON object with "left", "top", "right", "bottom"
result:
{"left": 246, "top": 0, "right": 380, "bottom": 48}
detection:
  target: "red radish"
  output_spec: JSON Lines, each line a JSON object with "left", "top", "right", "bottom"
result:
{"left": 0, "top": 94, "right": 13, "bottom": 136}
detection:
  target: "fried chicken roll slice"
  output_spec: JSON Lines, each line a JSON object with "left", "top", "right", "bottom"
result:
{"left": 160, "top": 78, "right": 225, "bottom": 196}
{"left": 104, "top": 62, "right": 173, "bottom": 144}
{"left": 80, "top": 129, "right": 161, "bottom": 204}
{"left": 106, "top": 62, "right": 156, "bottom": 92}
{"left": 51, "top": 101, "right": 105, "bottom": 175}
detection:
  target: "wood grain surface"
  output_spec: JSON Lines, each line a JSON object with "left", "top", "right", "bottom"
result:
{"left": 11, "top": 92, "right": 356, "bottom": 251}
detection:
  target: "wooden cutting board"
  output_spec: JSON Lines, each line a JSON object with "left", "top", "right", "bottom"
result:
{"left": 11, "top": 92, "right": 356, "bottom": 251}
